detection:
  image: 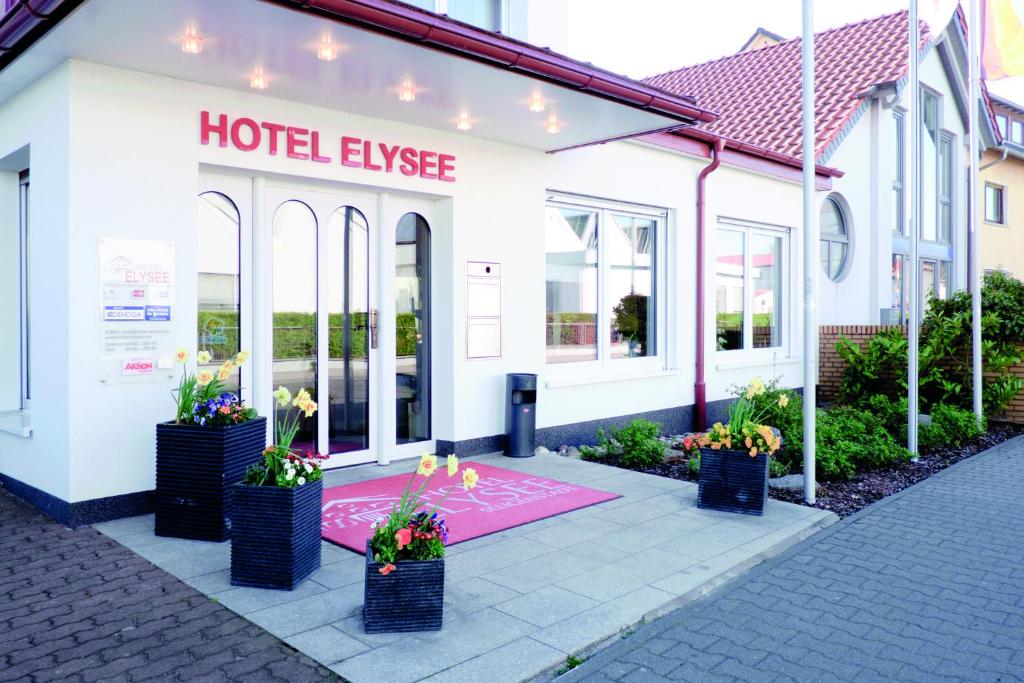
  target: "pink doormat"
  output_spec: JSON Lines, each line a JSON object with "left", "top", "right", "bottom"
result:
{"left": 320, "top": 462, "right": 620, "bottom": 553}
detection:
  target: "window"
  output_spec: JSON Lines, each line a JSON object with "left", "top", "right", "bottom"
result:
{"left": 395, "top": 213, "right": 431, "bottom": 444}
{"left": 404, "top": 0, "right": 503, "bottom": 31}
{"left": 197, "top": 192, "right": 241, "bottom": 394}
{"left": 891, "top": 254, "right": 952, "bottom": 323}
{"left": 18, "top": 170, "right": 29, "bottom": 407}
{"left": 716, "top": 222, "right": 786, "bottom": 352}
{"left": 892, "top": 111, "right": 905, "bottom": 235}
{"left": 921, "top": 90, "right": 939, "bottom": 242}
{"left": 545, "top": 198, "right": 664, "bottom": 365}
{"left": 938, "top": 134, "right": 953, "bottom": 242}
{"left": 820, "top": 196, "right": 850, "bottom": 281}
{"left": 997, "top": 114, "right": 1008, "bottom": 138}
{"left": 1013, "top": 120, "right": 1023, "bottom": 145}
{"left": 985, "top": 183, "right": 1006, "bottom": 224}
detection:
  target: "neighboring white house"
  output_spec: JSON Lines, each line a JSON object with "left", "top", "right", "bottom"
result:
{"left": 644, "top": 10, "right": 999, "bottom": 327}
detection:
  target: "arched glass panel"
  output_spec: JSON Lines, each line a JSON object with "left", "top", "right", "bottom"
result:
{"left": 395, "top": 213, "right": 431, "bottom": 444}
{"left": 197, "top": 192, "right": 241, "bottom": 394}
{"left": 273, "top": 200, "right": 318, "bottom": 454}
{"left": 820, "top": 197, "right": 849, "bottom": 282}
{"left": 328, "top": 207, "right": 370, "bottom": 453}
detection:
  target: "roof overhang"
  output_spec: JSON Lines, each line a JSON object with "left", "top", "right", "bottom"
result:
{"left": 0, "top": 0, "right": 715, "bottom": 153}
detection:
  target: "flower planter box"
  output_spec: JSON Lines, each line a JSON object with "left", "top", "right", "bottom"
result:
{"left": 363, "top": 541, "right": 444, "bottom": 633}
{"left": 155, "top": 417, "right": 267, "bottom": 542}
{"left": 697, "top": 448, "right": 769, "bottom": 516}
{"left": 230, "top": 480, "right": 323, "bottom": 590}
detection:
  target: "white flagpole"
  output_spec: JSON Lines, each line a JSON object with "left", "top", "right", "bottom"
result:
{"left": 969, "top": 0, "right": 983, "bottom": 421}
{"left": 908, "top": 0, "right": 921, "bottom": 459}
{"left": 802, "top": 0, "right": 817, "bottom": 505}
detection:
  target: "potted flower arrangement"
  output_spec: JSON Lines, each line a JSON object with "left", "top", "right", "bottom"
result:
{"left": 684, "top": 377, "right": 783, "bottom": 516}
{"left": 155, "top": 349, "right": 263, "bottom": 541}
{"left": 231, "top": 387, "right": 326, "bottom": 590}
{"left": 363, "top": 453, "right": 479, "bottom": 633}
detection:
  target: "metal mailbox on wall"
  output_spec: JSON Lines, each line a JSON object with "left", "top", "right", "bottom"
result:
{"left": 466, "top": 261, "right": 501, "bottom": 359}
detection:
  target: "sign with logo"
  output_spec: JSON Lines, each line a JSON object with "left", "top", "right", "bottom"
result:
{"left": 200, "top": 111, "right": 456, "bottom": 182}
{"left": 99, "top": 239, "right": 176, "bottom": 384}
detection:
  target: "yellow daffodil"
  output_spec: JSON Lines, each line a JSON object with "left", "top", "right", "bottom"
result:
{"left": 462, "top": 467, "right": 479, "bottom": 490}
{"left": 216, "top": 368, "right": 231, "bottom": 382}
{"left": 273, "top": 386, "right": 292, "bottom": 407}
{"left": 197, "top": 350, "right": 211, "bottom": 364}
{"left": 220, "top": 359, "right": 234, "bottom": 373}
{"left": 778, "top": 394, "right": 789, "bottom": 408}
{"left": 447, "top": 454, "right": 459, "bottom": 477}
{"left": 175, "top": 348, "right": 189, "bottom": 363}
{"left": 196, "top": 370, "right": 214, "bottom": 386}
{"left": 235, "top": 350, "right": 250, "bottom": 365}
{"left": 293, "top": 388, "right": 311, "bottom": 409}
{"left": 417, "top": 453, "right": 438, "bottom": 477}
{"left": 301, "top": 399, "right": 317, "bottom": 418}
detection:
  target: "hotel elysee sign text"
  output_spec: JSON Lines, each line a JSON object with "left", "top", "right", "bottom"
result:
{"left": 200, "top": 111, "right": 456, "bottom": 182}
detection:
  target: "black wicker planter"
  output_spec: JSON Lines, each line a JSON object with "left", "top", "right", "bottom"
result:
{"left": 230, "top": 480, "right": 323, "bottom": 590}
{"left": 363, "top": 541, "right": 444, "bottom": 633}
{"left": 697, "top": 448, "right": 769, "bottom": 516}
{"left": 155, "top": 417, "right": 267, "bottom": 542}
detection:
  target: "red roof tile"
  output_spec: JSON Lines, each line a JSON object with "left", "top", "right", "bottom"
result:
{"left": 644, "top": 11, "right": 929, "bottom": 162}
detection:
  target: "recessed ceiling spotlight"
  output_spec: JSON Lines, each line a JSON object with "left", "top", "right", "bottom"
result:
{"left": 249, "top": 67, "right": 269, "bottom": 90}
{"left": 180, "top": 26, "right": 204, "bottom": 55}
{"left": 528, "top": 92, "right": 545, "bottom": 113}
{"left": 317, "top": 37, "right": 338, "bottom": 61}
{"left": 545, "top": 115, "right": 561, "bottom": 134}
{"left": 456, "top": 111, "right": 472, "bottom": 131}
{"left": 398, "top": 79, "right": 417, "bottom": 102}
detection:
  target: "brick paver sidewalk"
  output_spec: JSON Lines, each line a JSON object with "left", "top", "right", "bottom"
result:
{"left": 563, "top": 436, "right": 1024, "bottom": 682}
{"left": 0, "top": 489, "right": 339, "bottom": 682}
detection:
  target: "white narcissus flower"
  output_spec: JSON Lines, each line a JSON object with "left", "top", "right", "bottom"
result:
{"left": 285, "top": 469, "right": 295, "bottom": 481}
{"left": 297, "top": 477, "right": 306, "bottom": 486}
{"left": 273, "top": 386, "right": 292, "bottom": 407}
{"left": 197, "top": 350, "right": 211, "bottom": 364}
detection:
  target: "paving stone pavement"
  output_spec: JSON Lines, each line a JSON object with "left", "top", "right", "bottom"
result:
{"left": 0, "top": 488, "right": 339, "bottom": 683}
{"left": 561, "top": 436, "right": 1024, "bottom": 683}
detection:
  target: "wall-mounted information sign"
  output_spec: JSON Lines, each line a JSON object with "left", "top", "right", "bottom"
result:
{"left": 99, "top": 239, "right": 176, "bottom": 384}
{"left": 466, "top": 261, "right": 501, "bottom": 359}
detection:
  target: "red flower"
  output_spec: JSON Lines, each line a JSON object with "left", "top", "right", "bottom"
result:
{"left": 396, "top": 527, "right": 412, "bottom": 550}
{"left": 379, "top": 563, "right": 396, "bottom": 576}
{"left": 683, "top": 437, "right": 693, "bottom": 450}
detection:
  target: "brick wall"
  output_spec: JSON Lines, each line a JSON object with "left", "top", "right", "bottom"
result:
{"left": 818, "top": 325, "right": 1024, "bottom": 423}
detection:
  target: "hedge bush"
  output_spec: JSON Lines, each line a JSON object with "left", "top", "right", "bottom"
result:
{"left": 598, "top": 419, "right": 664, "bottom": 469}
{"left": 919, "top": 404, "right": 986, "bottom": 451}
{"left": 815, "top": 407, "right": 911, "bottom": 481}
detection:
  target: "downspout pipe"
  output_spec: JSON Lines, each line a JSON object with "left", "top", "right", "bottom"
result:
{"left": 695, "top": 138, "right": 725, "bottom": 432}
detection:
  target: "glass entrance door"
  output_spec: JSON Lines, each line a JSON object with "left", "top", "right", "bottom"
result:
{"left": 266, "top": 185, "right": 377, "bottom": 467}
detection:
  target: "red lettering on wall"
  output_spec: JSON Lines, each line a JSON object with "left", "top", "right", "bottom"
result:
{"left": 341, "top": 136, "right": 361, "bottom": 168}
{"left": 379, "top": 144, "right": 401, "bottom": 173}
{"left": 286, "top": 127, "right": 310, "bottom": 160}
{"left": 200, "top": 111, "right": 228, "bottom": 147}
{"left": 362, "top": 140, "right": 382, "bottom": 171}
{"left": 261, "top": 122, "right": 285, "bottom": 155}
{"left": 438, "top": 154, "right": 456, "bottom": 182}
{"left": 230, "top": 118, "right": 261, "bottom": 151}
{"left": 200, "top": 112, "right": 456, "bottom": 181}
{"left": 399, "top": 147, "right": 419, "bottom": 176}
{"left": 311, "top": 132, "right": 331, "bottom": 164}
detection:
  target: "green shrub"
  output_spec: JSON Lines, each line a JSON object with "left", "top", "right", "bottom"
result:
{"left": 599, "top": 419, "right": 664, "bottom": 469}
{"left": 578, "top": 444, "right": 602, "bottom": 461}
{"left": 864, "top": 394, "right": 909, "bottom": 445}
{"left": 687, "top": 452, "right": 700, "bottom": 475}
{"left": 919, "top": 404, "right": 986, "bottom": 451}
{"left": 836, "top": 271, "right": 1024, "bottom": 417}
{"left": 769, "top": 458, "right": 790, "bottom": 478}
{"left": 815, "top": 407, "right": 911, "bottom": 481}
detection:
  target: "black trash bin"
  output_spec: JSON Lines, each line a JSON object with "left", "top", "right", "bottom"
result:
{"left": 505, "top": 373, "right": 537, "bottom": 457}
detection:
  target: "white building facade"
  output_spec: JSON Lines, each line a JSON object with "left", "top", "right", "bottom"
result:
{"left": 0, "top": 0, "right": 834, "bottom": 523}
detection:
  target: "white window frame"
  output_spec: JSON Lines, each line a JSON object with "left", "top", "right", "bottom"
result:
{"left": 985, "top": 182, "right": 1007, "bottom": 225}
{"left": 820, "top": 194, "right": 852, "bottom": 282}
{"left": 544, "top": 193, "right": 669, "bottom": 377}
{"left": 996, "top": 114, "right": 1008, "bottom": 138}
{"left": 18, "top": 170, "right": 29, "bottom": 410}
{"left": 433, "top": 0, "right": 507, "bottom": 32}
{"left": 714, "top": 217, "right": 791, "bottom": 360}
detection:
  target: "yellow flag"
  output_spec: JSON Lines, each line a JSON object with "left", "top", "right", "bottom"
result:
{"left": 983, "top": 0, "right": 1024, "bottom": 79}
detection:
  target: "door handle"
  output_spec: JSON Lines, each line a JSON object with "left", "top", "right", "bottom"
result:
{"left": 369, "top": 309, "right": 378, "bottom": 350}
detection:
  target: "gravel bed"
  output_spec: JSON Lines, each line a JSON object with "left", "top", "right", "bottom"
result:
{"left": 575, "top": 422, "right": 1024, "bottom": 518}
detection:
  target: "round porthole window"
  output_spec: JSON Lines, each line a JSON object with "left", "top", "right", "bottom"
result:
{"left": 820, "top": 196, "right": 851, "bottom": 281}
